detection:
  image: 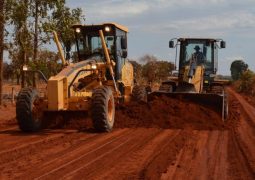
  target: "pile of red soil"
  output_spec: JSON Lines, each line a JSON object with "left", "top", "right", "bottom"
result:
{"left": 45, "top": 96, "right": 226, "bottom": 130}
{"left": 43, "top": 111, "right": 93, "bottom": 130}
{"left": 115, "top": 96, "right": 226, "bottom": 130}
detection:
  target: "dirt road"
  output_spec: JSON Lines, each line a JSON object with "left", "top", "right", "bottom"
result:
{"left": 0, "top": 88, "right": 255, "bottom": 179}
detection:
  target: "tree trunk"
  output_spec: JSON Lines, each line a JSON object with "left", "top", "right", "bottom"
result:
{"left": 21, "top": 51, "right": 26, "bottom": 88}
{"left": 33, "top": 0, "right": 38, "bottom": 62}
{"left": 0, "top": 0, "right": 5, "bottom": 105}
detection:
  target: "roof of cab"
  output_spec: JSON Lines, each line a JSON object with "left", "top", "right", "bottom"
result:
{"left": 178, "top": 38, "right": 219, "bottom": 42}
{"left": 72, "top": 22, "right": 129, "bottom": 32}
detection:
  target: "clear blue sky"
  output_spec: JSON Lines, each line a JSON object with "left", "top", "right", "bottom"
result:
{"left": 66, "top": 0, "right": 255, "bottom": 75}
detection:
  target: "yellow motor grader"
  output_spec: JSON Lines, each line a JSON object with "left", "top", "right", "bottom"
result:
{"left": 150, "top": 38, "right": 229, "bottom": 120}
{"left": 16, "top": 23, "right": 147, "bottom": 132}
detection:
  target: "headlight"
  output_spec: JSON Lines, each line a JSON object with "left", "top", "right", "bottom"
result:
{"left": 104, "top": 26, "right": 111, "bottom": 32}
{"left": 75, "top": 28, "right": 81, "bottom": 33}
{"left": 23, "top": 65, "right": 28, "bottom": 71}
{"left": 91, "top": 64, "right": 97, "bottom": 70}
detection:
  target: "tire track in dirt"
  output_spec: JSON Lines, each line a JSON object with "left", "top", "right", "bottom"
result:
{"left": 206, "top": 131, "right": 229, "bottom": 180}
{"left": 228, "top": 88, "right": 255, "bottom": 126}
{"left": 228, "top": 130, "right": 255, "bottom": 180}
{"left": 0, "top": 129, "right": 78, "bottom": 152}
{"left": 161, "top": 130, "right": 229, "bottom": 180}
{"left": 227, "top": 88, "right": 255, "bottom": 179}
{"left": 0, "top": 129, "right": 130, "bottom": 179}
{"left": 34, "top": 128, "right": 157, "bottom": 180}
{"left": 95, "top": 129, "right": 182, "bottom": 179}
{"left": 13, "top": 128, "right": 132, "bottom": 179}
{"left": 139, "top": 130, "right": 187, "bottom": 179}
{"left": 0, "top": 130, "right": 85, "bottom": 165}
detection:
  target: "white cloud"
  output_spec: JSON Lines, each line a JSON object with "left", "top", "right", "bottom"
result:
{"left": 85, "top": 1, "right": 149, "bottom": 19}
{"left": 82, "top": 0, "right": 249, "bottom": 20}
{"left": 223, "top": 56, "right": 244, "bottom": 62}
{"left": 139, "top": 11, "right": 255, "bottom": 37}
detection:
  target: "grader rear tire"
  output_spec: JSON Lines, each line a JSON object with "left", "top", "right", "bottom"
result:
{"left": 91, "top": 86, "right": 115, "bottom": 132}
{"left": 16, "top": 88, "right": 43, "bottom": 132}
{"left": 132, "top": 85, "right": 147, "bottom": 102}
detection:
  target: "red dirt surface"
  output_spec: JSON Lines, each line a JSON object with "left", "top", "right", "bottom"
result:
{"left": 0, "top": 88, "right": 255, "bottom": 179}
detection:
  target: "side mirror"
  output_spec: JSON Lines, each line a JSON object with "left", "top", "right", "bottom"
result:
{"left": 220, "top": 41, "right": 226, "bottom": 48}
{"left": 169, "top": 40, "right": 174, "bottom": 48}
{"left": 121, "top": 37, "right": 127, "bottom": 49}
{"left": 122, "top": 50, "right": 127, "bottom": 58}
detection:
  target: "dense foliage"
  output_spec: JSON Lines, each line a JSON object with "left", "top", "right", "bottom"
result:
{"left": 2, "top": 0, "right": 83, "bottom": 85}
{"left": 231, "top": 60, "right": 255, "bottom": 96}
{"left": 130, "top": 55, "right": 175, "bottom": 84}
{"left": 230, "top": 60, "right": 248, "bottom": 81}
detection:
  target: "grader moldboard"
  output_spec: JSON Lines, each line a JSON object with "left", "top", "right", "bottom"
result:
{"left": 150, "top": 38, "right": 229, "bottom": 120}
{"left": 16, "top": 23, "right": 147, "bottom": 132}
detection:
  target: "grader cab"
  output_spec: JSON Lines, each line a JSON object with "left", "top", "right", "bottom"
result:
{"left": 16, "top": 23, "right": 146, "bottom": 132}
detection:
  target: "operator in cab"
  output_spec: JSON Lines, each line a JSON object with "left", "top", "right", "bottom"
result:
{"left": 188, "top": 45, "right": 206, "bottom": 80}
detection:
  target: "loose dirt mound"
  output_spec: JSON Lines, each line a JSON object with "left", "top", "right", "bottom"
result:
{"left": 42, "top": 112, "right": 93, "bottom": 131}
{"left": 115, "top": 96, "right": 225, "bottom": 130}
{"left": 0, "top": 96, "right": 226, "bottom": 131}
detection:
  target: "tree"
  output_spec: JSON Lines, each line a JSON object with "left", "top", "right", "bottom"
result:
{"left": 230, "top": 60, "right": 248, "bottom": 81}
{"left": 35, "top": 49, "right": 60, "bottom": 78}
{"left": 29, "top": 0, "right": 66, "bottom": 61}
{"left": 8, "top": 0, "right": 32, "bottom": 86}
{"left": 6, "top": 0, "right": 83, "bottom": 85}
{"left": 156, "top": 61, "right": 175, "bottom": 81}
{"left": 43, "top": 2, "right": 83, "bottom": 56}
{"left": 129, "top": 60, "right": 143, "bottom": 83}
{"left": 0, "top": 0, "right": 4, "bottom": 105}
{"left": 3, "top": 62, "right": 14, "bottom": 81}
{"left": 140, "top": 55, "right": 174, "bottom": 83}
{"left": 239, "top": 70, "right": 255, "bottom": 94}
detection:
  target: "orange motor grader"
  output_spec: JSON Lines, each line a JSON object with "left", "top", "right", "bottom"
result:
{"left": 16, "top": 23, "right": 147, "bottom": 132}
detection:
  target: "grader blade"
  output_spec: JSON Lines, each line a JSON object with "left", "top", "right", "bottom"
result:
{"left": 148, "top": 91, "right": 225, "bottom": 118}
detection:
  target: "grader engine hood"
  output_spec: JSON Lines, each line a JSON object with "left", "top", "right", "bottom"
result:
{"left": 47, "top": 59, "right": 102, "bottom": 111}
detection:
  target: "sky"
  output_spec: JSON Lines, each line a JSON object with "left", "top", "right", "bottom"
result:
{"left": 66, "top": 1, "right": 254, "bottom": 75}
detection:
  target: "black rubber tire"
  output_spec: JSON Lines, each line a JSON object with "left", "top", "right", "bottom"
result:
{"left": 16, "top": 88, "right": 43, "bottom": 132}
{"left": 159, "top": 84, "right": 173, "bottom": 92}
{"left": 91, "top": 86, "right": 115, "bottom": 132}
{"left": 132, "top": 85, "right": 147, "bottom": 102}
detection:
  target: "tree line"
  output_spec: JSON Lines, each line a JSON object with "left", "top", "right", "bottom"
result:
{"left": 130, "top": 54, "right": 175, "bottom": 85}
{"left": 230, "top": 60, "right": 255, "bottom": 95}
{"left": 0, "top": 0, "right": 83, "bottom": 92}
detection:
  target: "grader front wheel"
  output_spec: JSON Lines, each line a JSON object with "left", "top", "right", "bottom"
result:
{"left": 91, "top": 86, "right": 115, "bottom": 132}
{"left": 16, "top": 88, "right": 44, "bottom": 132}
